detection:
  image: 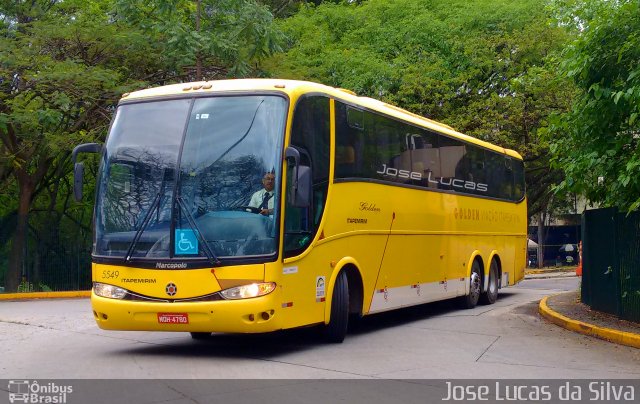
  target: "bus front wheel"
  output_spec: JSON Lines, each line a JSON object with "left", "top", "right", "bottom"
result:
{"left": 324, "top": 271, "right": 349, "bottom": 343}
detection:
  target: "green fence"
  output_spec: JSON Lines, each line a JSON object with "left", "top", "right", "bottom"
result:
{"left": 0, "top": 212, "right": 93, "bottom": 293}
{"left": 581, "top": 207, "right": 640, "bottom": 323}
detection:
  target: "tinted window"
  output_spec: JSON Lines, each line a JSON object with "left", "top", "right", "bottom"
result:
{"left": 285, "top": 96, "right": 330, "bottom": 257}
{"left": 502, "top": 158, "right": 515, "bottom": 200}
{"left": 335, "top": 103, "right": 365, "bottom": 178}
{"left": 438, "top": 136, "right": 467, "bottom": 192}
{"left": 334, "top": 100, "right": 523, "bottom": 202}
{"left": 335, "top": 102, "right": 411, "bottom": 183}
{"left": 485, "top": 152, "right": 514, "bottom": 199}
{"left": 373, "top": 112, "right": 411, "bottom": 183}
{"left": 409, "top": 130, "right": 440, "bottom": 188}
{"left": 513, "top": 159, "right": 526, "bottom": 200}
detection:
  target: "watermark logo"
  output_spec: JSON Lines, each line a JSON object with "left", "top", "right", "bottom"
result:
{"left": 8, "top": 380, "right": 73, "bottom": 403}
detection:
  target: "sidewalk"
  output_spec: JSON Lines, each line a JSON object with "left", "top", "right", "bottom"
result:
{"left": 524, "top": 266, "right": 640, "bottom": 349}
{"left": 539, "top": 289, "right": 640, "bottom": 349}
{"left": 525, "top": 270, "right": 577, "bottom": 279}
{"left": 524, "top": 266, "right": 578, "bottom": 279}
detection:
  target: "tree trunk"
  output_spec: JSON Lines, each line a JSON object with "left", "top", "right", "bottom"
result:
{"left": 5, "top": 179, "right": 34, "bottom": 292}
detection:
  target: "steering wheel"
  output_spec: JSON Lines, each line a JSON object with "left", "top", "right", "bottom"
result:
{"left": 236, "top": 206, "right": 261, "bottom": 214}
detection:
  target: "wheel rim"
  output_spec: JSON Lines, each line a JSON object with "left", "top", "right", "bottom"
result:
{"left": 470, "top": 271, "right": 481, "bottom": 300}
{"left": 489, "top": 270, "right": 497, "bottom": 294}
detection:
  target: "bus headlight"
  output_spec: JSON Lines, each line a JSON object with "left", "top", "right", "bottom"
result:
{"left": 219, "top": 282, "right": 276, "bottom": 300}
{"left": 94, "top": 282, "right": 128, "bottom": 299}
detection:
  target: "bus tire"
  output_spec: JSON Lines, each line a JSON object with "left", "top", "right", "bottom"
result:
{"left": 480, "top": 260, "right": 499, "bottom": 305}
{"left": 324, "top": 271, "right": 349, "bottom": 343}
{"left": 190, "top": 332, "right": 211, "bottom": 340}
{"left": 461, "top": 260, "right": 482, "bottom": 309}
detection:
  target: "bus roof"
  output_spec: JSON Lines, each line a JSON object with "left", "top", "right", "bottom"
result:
{"left": 123, "top": 79, "right": 522, "bottom": 159}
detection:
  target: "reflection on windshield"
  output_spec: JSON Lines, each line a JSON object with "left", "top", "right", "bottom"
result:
{"left": 94, "top": 95, "right": 287, "bottom": 262}
{"left": 95, "top": 100, "right": 187, "bottom": 259}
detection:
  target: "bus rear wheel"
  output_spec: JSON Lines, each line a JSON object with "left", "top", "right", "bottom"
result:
{"left": 480, "top": 260, "right": 499, "bottom": 305}
{"left": 460, "top": 260, "right": 482, "bottom": 309}
{"left": 324, "top": 270, "right": 349, "bottom": 343}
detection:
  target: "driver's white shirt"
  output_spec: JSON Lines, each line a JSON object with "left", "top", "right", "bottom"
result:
{"left": 248, "top": 189, "right": 275, "bottom": 210}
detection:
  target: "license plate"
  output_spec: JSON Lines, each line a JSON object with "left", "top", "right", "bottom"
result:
{"left": 157, "top": 313, "right": 189, "bottom": 324}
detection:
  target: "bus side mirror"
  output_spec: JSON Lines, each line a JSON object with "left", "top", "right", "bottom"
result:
{"left": 72, "top": 142, "right": 102, "bottom": 202}
{"left": 285, "top": 146, "right": 311, "bottom": 208}
{"left": 74, "top": 162, "right": 85, "bottom": 201}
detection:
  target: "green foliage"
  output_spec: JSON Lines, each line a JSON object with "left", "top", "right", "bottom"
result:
{"left": 548, "top": 0, "right": 640, "bottom": 211}
{"left": 115, "top": 0, "right": 284, "bottom": 79}
{"left": 17, "top": 281, "right": 53, "bottom": 293}
{"left": 0, "top": 0, "right": 285, "bottom": 291}
{"left": 265, "top": 0, "right": 576, "bottom": 218}
{"left": 0, "top": 0, "right": 143, "bottom": 291}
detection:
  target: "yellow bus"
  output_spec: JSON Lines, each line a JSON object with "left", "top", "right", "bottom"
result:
{"left": 73, "top": 79, "right": 526, "bottom": 342}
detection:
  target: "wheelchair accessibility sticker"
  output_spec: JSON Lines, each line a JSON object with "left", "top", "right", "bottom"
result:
{"left": 175, "top": 229, "right": 198, "bottom": 255}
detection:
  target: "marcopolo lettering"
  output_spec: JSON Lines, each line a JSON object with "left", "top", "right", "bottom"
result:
{"left": 156, "top": 262, "right": 188, "bottom": 269}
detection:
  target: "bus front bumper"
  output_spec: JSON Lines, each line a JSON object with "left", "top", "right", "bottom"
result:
{"left": 91, "top": 290, "right": 283, "bottom": 334}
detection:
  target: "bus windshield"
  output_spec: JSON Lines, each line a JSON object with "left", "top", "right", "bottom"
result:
{"left": 94, "top": 95, "right": 287, "bottom": 262}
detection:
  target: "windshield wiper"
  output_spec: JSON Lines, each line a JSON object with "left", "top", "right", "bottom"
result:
{"left": 125, "top": 192, "right": 162, "bottom": 262}
{"left": 176, "top": 196, "right": 221, "bottom": 266}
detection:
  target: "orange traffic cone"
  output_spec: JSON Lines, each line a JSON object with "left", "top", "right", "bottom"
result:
{"left": 576, "top": 241, "right": 582, "bottom": 276}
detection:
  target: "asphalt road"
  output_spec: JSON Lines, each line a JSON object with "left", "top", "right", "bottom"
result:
{"left": 1, "top": 276, "right": 639, "bottom": 380}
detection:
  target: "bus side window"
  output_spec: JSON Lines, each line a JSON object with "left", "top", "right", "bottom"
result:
{"left": 466, "top": 146, "right": 486, "bottom": 194}
{"left": 513, "top": 159, "right": 526, "bottom": 200}
{"left": 335, "top": 144, "right": 355, "bottom": 177}
{"left": 284, "top": 95, "right": 330, "bottom": 258}
{"left": 502, "top": 158, "right": 514, "bottom": 200}
{"left": 378, "top": 115, "right": 411, "bottom": 184}
{"left": 410, "top": 130, "right": 439, "bottom": 188}
{"left": 335, "top": 103, "right": 364, "bottom": 179}
{"left": 439, "top": 136, "right": 466, "bottom": 190}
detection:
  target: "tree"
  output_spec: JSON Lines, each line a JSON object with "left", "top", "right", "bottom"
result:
{"left": 114, "top": 0, "right": 284, "bottom": 81}
{"left": 0, "top": 0, "right": 285, "bottom": 292}
{"left": 0, "top": 0, "right": 148, "bottom": 292}
{"left": 547, "top": 0, "right": 640, "bottom": 211}
{"left": 264, "top": 0, "right": 576, "bottom": 221}
{"left": 258, "top": 1, "right": 356, "bottom": 18}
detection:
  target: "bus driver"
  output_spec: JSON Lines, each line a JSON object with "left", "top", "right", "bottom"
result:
{"left": 248, "top": 172, "right": 275, "bottom": 215}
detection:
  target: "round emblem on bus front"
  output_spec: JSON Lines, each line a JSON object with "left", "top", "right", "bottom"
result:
{"left": 166, "top": 283, "right": 177, "bottom": 296}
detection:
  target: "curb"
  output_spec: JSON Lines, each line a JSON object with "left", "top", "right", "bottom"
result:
{"left": 525, "top": 268, "right": 577, "bottom": 275}
{"left": 539, "top": 295, "right": 640, "bottom": 349}
{"left": 524, "top": 274, "right": 577, "bottom": 280}
{"left": 0, "top": 291, "right": 91, "bottom": 300}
